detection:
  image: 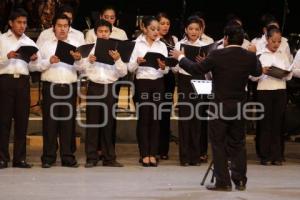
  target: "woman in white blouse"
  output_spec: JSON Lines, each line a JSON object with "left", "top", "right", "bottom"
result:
{"left": 173, "top": 16, "right": 208, "bottom": 166}
{"left": 156, "top": 12, "right": 178, "bottom": 161}
{"left": 128, "top": 16, "right": 169, "bottom": 167}
{"left": 251, "top": 25, "right": 292, "bottom": 166}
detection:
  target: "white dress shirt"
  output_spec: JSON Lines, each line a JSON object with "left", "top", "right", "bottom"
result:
{"left": 173, "top": 38, "right": 208, "bottom": 76}
{"left": 217, "top": 38, "right": 251, "bottom": 50}
{"left": 75, "top": 45, "right": 127, "bottom": 84}
{"left": 0, "top": 29, "right": 38, "bottom": 75}
{"left": 252, "top": 35, "right": 293, "bottom": 63}
{"left": 36, "top": 27, "right": 85, "bottom": 47}
{"left": 128, "top": 35, "right": 169, "bottom": 80}
{"left": 85, "top": 26, "right": 128, "bottom": 44}
{"left": 36, "top": 35, "right": 84, "bottom": 84}
{"left": 201, "top": 33, "right": 214, "bottom": 45}
{"left": 291, "top": 49, "right": 300, "bottom": 78}
{"left": 250, "top": 47, "right": 292, "bottom": 90}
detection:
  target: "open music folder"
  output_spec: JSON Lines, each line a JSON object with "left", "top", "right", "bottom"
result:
{"left": 266, "top": 66, "right": 291, "bottom": 79}
{"left": 180, "top": 42, "right": 219, "bottom": 61}
{"left": 190, "top": 79, "right": 212, "bottom": 95}
{"left": 95, "top": 38, "right": 136, "bottom": 65}
{"left": 139, "top": 52, "right": 178, "bottom": 69}
{"left": 76, "top": 43, "right": 94, "bottom": 58}
{"left": 55, "top": 40, "right": 77, "bottom": 65}
{"left": 15, "top": 46, "right": 39, "bottom": 63}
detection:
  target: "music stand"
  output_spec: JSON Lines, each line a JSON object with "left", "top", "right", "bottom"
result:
{"left": 30, "top": 72, "right": 42, "bottom": 116}
{"left": 201, "top": 160, "right": 215, "bottom": 185}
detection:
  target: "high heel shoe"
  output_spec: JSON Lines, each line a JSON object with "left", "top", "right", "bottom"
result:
{"left": 141, "top": 157, "right": 150, "bottom": 167}
{"left": 149, "top": 157, "right": 158, "bottom": 167}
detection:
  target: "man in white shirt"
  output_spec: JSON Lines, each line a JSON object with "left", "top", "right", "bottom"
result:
{"left": 36, "top": 14, "right": 83, "bottom": 168}
{"left": 0, "top": 9, "right": 37, "bottom": 169}
{"left": 85, "top": 6, "right": 128, "bottom": 43}
{"left": 85, "top": 6, "right": 128, "bottom": 158}
{"left": 36, "top": 5, "right": 84, "bottom": 47}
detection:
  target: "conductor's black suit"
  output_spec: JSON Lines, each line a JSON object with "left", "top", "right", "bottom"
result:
{"left": 178, "top": 45, "right": 262, "bottom": 187}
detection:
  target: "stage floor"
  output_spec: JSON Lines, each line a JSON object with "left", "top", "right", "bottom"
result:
{"left": 0, "top": 138, "right": 300, "bottom": 200}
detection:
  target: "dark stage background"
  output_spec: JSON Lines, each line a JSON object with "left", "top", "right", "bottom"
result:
{"left": 73, "top": 0, "right": 299, "bottom": 41}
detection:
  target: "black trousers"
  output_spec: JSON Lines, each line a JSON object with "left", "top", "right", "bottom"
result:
{"left": 41, "top": 82, "right": 77, "bottom": 164}
{"left": 135, "top": 78, "right": 164, "bottom": 158}
{"left": 85, "top": 82, "right": 117, "bottom": 162}
{"left": 0, "top": 74, "right": 30, "bottom": 162}
{"left": 257, "top": 89, "right": 286, "bottom": 162}
{"left": 97, "top": 78, "right": 123, "bottom": 151}
{"left": 209, "top": 116, "right": 247, "bottom": 186}
{"left": 159, "top": 71, "right": 176, "bottom": 156}
{"left": 177, "top": 74, "right": 205, "bottom": 164}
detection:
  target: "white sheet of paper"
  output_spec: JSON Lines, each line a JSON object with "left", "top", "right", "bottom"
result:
{"left": 190, "top": 79, "right": 212, "bottom": 95}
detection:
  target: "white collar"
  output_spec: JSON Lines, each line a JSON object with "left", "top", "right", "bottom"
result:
{"left": 7, "top": 29, "right": 26, "bottom": 40}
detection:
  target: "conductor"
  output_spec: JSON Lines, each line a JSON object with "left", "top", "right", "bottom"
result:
{"left": 170, "top": 24, "right": 262, "bottom": 191}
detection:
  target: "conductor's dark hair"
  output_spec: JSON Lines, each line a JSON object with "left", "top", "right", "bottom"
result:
{"left": 52, "top": 14, "right": 71, "bottom": 26}
{"left": 266, "top": 25, "right": 281, "bottom": 39}
{"left": 185, "top": 15, "right": 203, "bottom": 28}
{"left": 57, "top": 4, "right": 74, "bottom": 17}
{"left": 94, "top": 19, "right": 112, "bottom": 33}
{"left": 142, "top": 16, "right": 157, "bottom": 28}
{"left": 223, "top": 24, "right": 244, "bottom": 45}
{"left": 8, "top": 8, "right": 28, "bottom": 21}
{"left": 226, "top": 14, "right": 242, "bottom": 26}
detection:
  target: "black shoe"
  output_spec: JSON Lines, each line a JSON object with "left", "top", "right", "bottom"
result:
{"left": 62, "top": 161, "right": 79, "bottom": 168}
{"left": 12, "top": 161, "right": 32, "bottom": 168}
{"left": 160, "top": 155, "right": 169, "bottom": 160}
{"left": 180, "top": 162, "right": 189, "bottom": 167}
{"left": 142, "top": 161, "right": 150, "bottom": 167}
{"left": 85, "top": 161, "right": 98, "bottom": 168}
{"left": 271, "top": 161, "right": 282, "bottom": 166}
{"left": 206, "top": 184, "right": 232, "bottom": 191}
{"left": 98, "top": 155, "right": 103, "bottom": 161}
{"left": 0, "top": 161, "right": 8, "bottom": 169}
{"left": 233, "top": 180, "right": 246, "bottom": 191}
{"left": 150, "top": 161, "right": 158, "bottom": 167}
{"left": 189, "top": 162, "right": 201, "bottom": 166}
{"left": 103, "top": 161, "right": 124, "bottom": 167}
{"left": 260, "top": 160, "right": 270, "bottom": 165}
{"left": 42, "top": 163, "right": 52, "bottom": 168}
{"left": 200, "top": 155, "right": 208, "bottom": 163}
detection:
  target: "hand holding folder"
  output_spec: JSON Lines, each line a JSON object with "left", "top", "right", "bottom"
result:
{"left": 55, "top": 40, "right": 77, "bottom": 65}
{"left": 265, "top": 66, "right": 291, "bottom": 79}
{"left": 15, "top": 46, "right": 39, "bottom": 63}
{"left": 180, "top": 42, "right": 218, "bottom": 61}
{"left": 95, "top": 38, "right": 135, "bottom": 65}
{"left": 139, "top": 52, "right": 178, "bottom": 69}
{"left": 76, "top": 43, "right": 94, "bottom": 58}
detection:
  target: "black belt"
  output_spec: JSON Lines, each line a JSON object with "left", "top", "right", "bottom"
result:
{"left": 43, "top": 81, "right": 76, "bottom": 87}
{"left": 0, "top": 74, "right": 29, "bottom": 79}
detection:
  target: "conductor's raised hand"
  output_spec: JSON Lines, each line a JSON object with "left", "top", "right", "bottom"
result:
{"left": 50, "top": 55, "right": 60, "bottom": 64}
{"left": 157, "top": 58, "right": 166, "bottom": 70}
{"left": 7, "top": 51, "right": 19, "bottom": 59}
{"left": 137, "top": 57, "right": 146, "bottom": 65}
{"left": 195, "top": 53, "right": 206, "bottom": 63}
{"left": 169, "top": 49, "right": 184, "bottom": 60}
{"left": 109, "top": 50, "right": 121, "bottom": 61}
{"left": 70, "top": 50, "right": 82, "bottom": 61}
{"left": 89, "top": 55, "right": 96, "bottom": 64}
